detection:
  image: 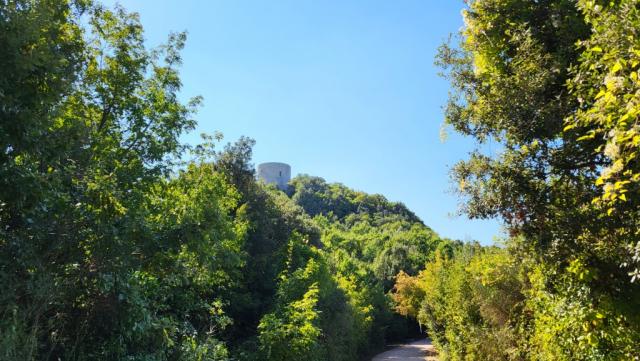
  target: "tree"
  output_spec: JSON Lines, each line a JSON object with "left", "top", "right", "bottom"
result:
{"left": 392, "top": 271, "right": 425, "bottom": 319}
{"left": 0, "top": 1, "right": 208, "bottom": 359}
{"left": 439, "top": 0, "right": 592, "bottom": 256}
{"left": 566, "top": 0, "right": 640, "bottom": 282}
{"left": 436, "top": 0, "right": 640, "bottom": 359}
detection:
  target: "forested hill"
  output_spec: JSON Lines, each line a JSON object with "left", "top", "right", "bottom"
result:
{"left": 0, "top": 27, "right": 448, "bottom": 352}
{"left": 285, "top": 174, "right": 441, "bottom": 289}
{"left": 215, "top": 138, "right": 446, "bottom": 360}
{"left": 0, "top": 2, "right": 448, "bottom": 359}
{"left": 287, "top": 175, "right": 422, "bottom": 224}
{"left": 0, "top": 2, "right": 454, "bottom": 359}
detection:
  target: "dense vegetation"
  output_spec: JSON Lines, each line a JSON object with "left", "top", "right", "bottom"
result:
{"left": 0, "top": 2, "right": 443, "bottom": 360}
{"left": 393, "top": 0, "right": 640, "bottom": 360}
{"left": 5, "top": 0, "right": 640, "bottom": 360}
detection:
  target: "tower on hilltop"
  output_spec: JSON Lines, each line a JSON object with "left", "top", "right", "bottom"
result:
{"left": 257, "top": 162, "right": 291, "bottom": 190}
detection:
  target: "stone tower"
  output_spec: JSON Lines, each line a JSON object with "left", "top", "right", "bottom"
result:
{"left": 257, "top": 162, "right": 291, "bottom": 190}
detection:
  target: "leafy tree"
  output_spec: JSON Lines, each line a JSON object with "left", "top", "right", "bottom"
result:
{"left": 430, "top": 0, "right": 640, "bottom": 359}
{"left": 258, "top": 240, "right": 324, "bottom": 361}
{"left": 566, "top": 0, "right": 640, "bottom": 282}
{"left": 393, "top": 245, "right": 525, "bottom": 361}
{"left": 392, "top": 270, "right": 425, "bottom": 319}
{"left": 439, "top": 0, "right": 592, "bottom": 258}
{"left": 0, "top": 1, "right": 228, "bottom": 359}
{"left": 210, "top": 139, "right": 322, "bottom": 349}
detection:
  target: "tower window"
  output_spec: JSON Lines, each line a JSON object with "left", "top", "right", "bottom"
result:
{"left": 279, "top": 171, "right": 282, "bottom": 177}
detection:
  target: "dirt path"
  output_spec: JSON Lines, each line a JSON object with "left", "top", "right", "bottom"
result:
{"left": 371, "top": 338, "right": 437, "bottom": 361}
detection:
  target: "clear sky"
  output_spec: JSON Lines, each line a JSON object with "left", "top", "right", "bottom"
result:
{"left": 107, "top": 0, "right": 503, "bottom": 244}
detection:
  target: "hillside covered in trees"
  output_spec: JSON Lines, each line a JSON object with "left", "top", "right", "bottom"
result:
{"left": 3, "top": 0, "right": 640, "bottom": 360}
{"left": 0, "top": 3, "right": 447, "bottom": 356}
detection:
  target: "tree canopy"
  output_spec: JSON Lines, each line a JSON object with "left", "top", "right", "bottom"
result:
{"left": 392, "top": 1, "right": 640, "bottom": 360}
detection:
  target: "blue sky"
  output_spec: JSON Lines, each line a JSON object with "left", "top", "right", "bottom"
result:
{"left": 108, "top": 0, "right": 503, "bottom": 244}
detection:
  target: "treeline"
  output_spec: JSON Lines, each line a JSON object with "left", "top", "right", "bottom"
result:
{"left": 0, "top": 2, "right": 445, "bottom": 360}
{"left": 392, "top": 1, "right": 640, "bottom": 360}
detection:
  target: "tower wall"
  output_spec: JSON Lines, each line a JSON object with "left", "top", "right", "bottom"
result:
{"left": 257, "top": 162, "right": 291, "bottom": 190}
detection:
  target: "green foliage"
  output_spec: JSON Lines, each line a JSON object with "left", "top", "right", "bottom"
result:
{"left": 566, "top": 0, "right": 640, "bottom": 281}
{"left": 212, "top": 139, "right": 323, "bottom": 347}
{"left": 0, "top": 1, "right": 226, "bottom": 359}
{"left": 427, "top": 1, "right": 640, "bottom": 360}
{"left": 256, "top": 232, "right": 365, "bottom": 361}
{"left": 293, "top": 175, "right": 440, "bottom": 289}
{"left": 258, "top": 251, "right": 323, "bottom": 361}
{"left": 392, "top": 270, "right": 425, "bottom": 318}
{"left": 254, "top": 174, "right": 442, "bottom": 361}
{"left": 288, "top": 175, "right": 421, "bottom": 223}
{"left": 297, "top": 176, "right": 444, "bottom": 352}
{"left": 526, "top": 263, "right": 640, "bottom": 360}
{"left": 393, "top": 244, "right": 525, "bottom": 361}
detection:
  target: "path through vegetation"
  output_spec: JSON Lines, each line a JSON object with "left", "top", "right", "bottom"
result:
{"left": 371, "top": 339, "right": 437, "bottom": 361}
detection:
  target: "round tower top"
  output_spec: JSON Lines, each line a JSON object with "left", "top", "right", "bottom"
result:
{"left": 257, "top": 162, "right": 291, "bottom": 190}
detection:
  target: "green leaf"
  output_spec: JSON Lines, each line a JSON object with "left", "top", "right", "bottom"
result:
{"left": 612, "top": 61, "right": 623, "bottom": 73}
